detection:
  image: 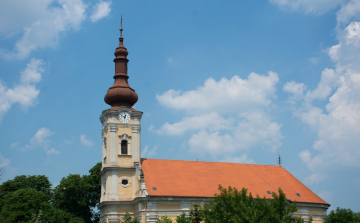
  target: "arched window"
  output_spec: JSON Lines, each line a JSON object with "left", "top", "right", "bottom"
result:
{"left": 121, "top": 140, "right": 128, "bottom": 155}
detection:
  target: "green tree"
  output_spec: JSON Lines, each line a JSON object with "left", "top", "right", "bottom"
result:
{"left": 175, "top": 213, "right": 191, "bottom": 223}
{"left": 0, "top": 175, "right": 53, "bottom": 223}
{"left": 84, "top": 162, "right": 101, "bottom": 207}
{"left": 0, "top": 175, "right": 52, "bottom": 203}
{"left": 0, "top": 163, "right": 101, "bottom": 223}
{"left": 84, "top": 162, "right": 102, "bottom": 222}
{"left": 52, "top": 162, "right": 102, "bottom": 223}
{"left": 202, "top": 186, "right": 306, "bottom": 223}
{"left": 190, "top": 204, "right": 203, "bottom": 223}
{"left": 121, "top": 212, "right": 140, "bottom": 223}
{"left": 0, "top": 188, "right": 51, "bottom": 222}
{"left": 157, "top": 215, "right": 173, "bottom": 223}
{"left": 325, "top": 207, "right": 360, "bottom": 223}
{"left": 53, "top": 174, "right": 93, "bottom": 222}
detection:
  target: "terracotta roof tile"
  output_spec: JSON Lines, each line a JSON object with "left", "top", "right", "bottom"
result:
{"left": 141, "top": 158, "right": 328, "bottom": 205}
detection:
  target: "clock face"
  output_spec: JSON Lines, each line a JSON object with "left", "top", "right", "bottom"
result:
{"left": 119, "top": 111, "right": 131, "bottom": 123}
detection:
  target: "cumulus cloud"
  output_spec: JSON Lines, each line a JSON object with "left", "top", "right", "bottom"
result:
{"left": 80, "top": 134, "right": 94, "bottom": 147}
{"left": 270, "top": 0, "right": 346, "bottom": 14}
{"left": 10, "top": 143, "right": 18, "bottom": 148}
{"left": 157, "top": 72, "right": 279, "bottom": 114}
{"left": 0, "top": 58, "right": 44, "bottom": 120}
{"left": 282, "top": 0, "right": 360, "bottom": 180}
{"left": 283, "top": 81, "right": 307, "bottom": 101}
{"left": 336, "top": 0, "right": 360, "bottom": 26}
{"left": 156, "top": 112, "right": 232, "bottom": 136}
{"left": 221, "top": 154, "right": 255, "bottom": 164}
{"left": 90, "top": 1, "right": 111, "bottom": 22}
{"left": 142, "top": 144, "right": 158, "bottom": 157}
{"left": 304, "top": 173, "right": 327, "bottom": 184}
{"left": 0, "top": 0, "right": 112, "bottom": 60}
{"left": 319, "top": 190, "right": 333, "bottom": 203}
{"left": 24, "top": 127, "right": 60, "bottom": 155}
{"left": 188, "top": 111, "right": 282, "bottom": 156}
{"left": 46, "top": 148, "right": 60, "bottom": 155}
{"left": 156, "top": 72, "right": 282, "bottom": 159}
{"left": 26, "top": 127, "right": 53, "bottom": 148}
{"left": 0, "top": 153, "right": 10, "bottom": 169}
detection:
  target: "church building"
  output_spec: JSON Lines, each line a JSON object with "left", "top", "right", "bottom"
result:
{"left": 98, "top": 25, "right": 330, "bottom": 223}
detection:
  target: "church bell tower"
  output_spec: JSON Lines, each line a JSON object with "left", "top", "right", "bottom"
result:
{"left": 99, "top": 19, "right": 144, "bottom": 222}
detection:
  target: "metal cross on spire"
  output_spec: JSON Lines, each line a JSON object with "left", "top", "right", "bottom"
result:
{"left": 120, "top": 15, "right": 123, "bottom": 37}
{"left": 278, "top": 151, "right": 282, "bottom": 166}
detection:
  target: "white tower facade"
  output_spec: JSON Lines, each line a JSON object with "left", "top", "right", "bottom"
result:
{"left": 99, "top": 23, "right": 146, "bottom": 223}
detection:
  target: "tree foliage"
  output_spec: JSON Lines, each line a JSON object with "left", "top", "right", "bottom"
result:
{"left": 121, "top": 212, "right": 140, "bottom": 223}
{"left": 0, "top": 162, "right": 102, "bottom": 223}
{"left": 175, "top": 213, "right": 191, "bottom": 223}
{"left": 201, "top": 186, "right": 306, "bottom": 223}
{"left": 53, "top": 174, "right": 93, "bottom": 222}
{"left": 157, "top": 215, "right": 173, "bottom": 223}
{"left": 53, "top": 162, "right": 101, "bottom": 223}
{"left": 154, "top": 186, "right": 308, "bottom": 223}
{"left": 325, "top": 207, "right": 360, "bottom": 223}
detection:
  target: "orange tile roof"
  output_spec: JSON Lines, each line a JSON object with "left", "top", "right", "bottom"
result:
{"left": 141, "top": 158, "right": 328, "bottom": 205}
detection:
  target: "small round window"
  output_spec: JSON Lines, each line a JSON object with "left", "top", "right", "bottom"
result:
{"left": 120, "top": 177, "right": 130, "bottom": 187}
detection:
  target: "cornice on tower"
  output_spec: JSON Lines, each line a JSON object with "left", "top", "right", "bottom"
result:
{"left": 104, "top": 17, "right": 138, "bottom": 109}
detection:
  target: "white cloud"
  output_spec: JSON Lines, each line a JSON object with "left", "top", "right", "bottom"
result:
{"left": 46, "top": 148, "right": 60, "bottom": 155}
{"left": 156, "top": 112, "right": 232, "bottom": 136}
{"left": 0, "top": 0, "right": 87, "bottom": 60}
{"left": 189, "top": 130, "right": 236, "bottom": 156}
{"left": 283, "top": 81, "right": 307, "bottom": 101}
{"left": 157, "top": 72, "right": 279, "bottom": 114}
{"left": 142, "top": 144, "right": 158, "bottom": 157}
{"left": 0, "top": 153, "right": 10, "bottom": 168}
{"left": 336, "top": 0, "right": 360, "bottom": 26}
{"left": 10, "top": 143, "right": 18, "bottom": 148}
{"left": 284, "top": 0, "right": 360, "bottom": 179}
{"left": 188, "top": 111, "right": 282, "bottom": 156}
{"left": 90, "top": 1, "right": 111, "bottom": 22}
{"left": 26, "top": 127, "right": 53, "bottom": 149}
{"left": 304, "top": 173, "right": 326, "bottom": 184}
{"left": 270, "top": 0, "right": 346, "bottom": 14}
{"left": 0, "top": 58, "right": 44, "bottom": 120}
{"left": 309, "top": 57, "right": 319, "bottom": 64}
{"left": 156, "top": 72, "right": 282, "bottom": 158}
{"left": 0, "top": 0, "right": 112, "bottom": 60}
{"left": 305, "top": 68, "right": 338, "bottom": 102}
{"left": 318, "top": 190, "right": 333, "bottom": 203}
{"left": 221, "top": 154, "right": 255, "bottom": 164}
{"left": 80, "top": 134, "right": 94, "bottom": 147}
{"left": 167, "top": 57, "right": 173, "bottom": 64}
{"left": 23, "top": 128, "right": 60, "bottom": 156}
{"left": 0, "top": 0, "right": 52, "bottom": 36}
{"left": 64, "top": 139, "right": 73, "bottom": 144}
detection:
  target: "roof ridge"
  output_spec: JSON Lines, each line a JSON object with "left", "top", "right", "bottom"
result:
{"left": 141, "top": 158, "right": 280, "bottom": 167}
{"left": 246, "top": 164, "right": 277, "bottom": 192}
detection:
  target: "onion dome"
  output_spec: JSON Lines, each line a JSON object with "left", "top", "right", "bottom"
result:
{"left": 104, "top": 18, "right": 138, "bottom": 109}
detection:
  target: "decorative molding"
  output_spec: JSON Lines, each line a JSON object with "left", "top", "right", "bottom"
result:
{"left": 119, "top": 134, "right": 131, "bottom": 155}
{"left": 119, "top": 133, "right": 131, "bottom": 140}
{"left": 110, "top": 126, "right": 117, "bottom": 132}
{"left": 118, "top": 107, "right": 133, "bottom": 113}
{"left": 131, "top": 126, "right": 141, "bottom": 133}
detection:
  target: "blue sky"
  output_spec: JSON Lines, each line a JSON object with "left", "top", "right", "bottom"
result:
{"left": 1, "top": 0, "right": 360, "bottom": 212}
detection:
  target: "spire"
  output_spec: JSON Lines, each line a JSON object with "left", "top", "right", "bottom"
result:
{"left": 278, "top": 152, "right": 282, "bottom": 166}
{"left": 120, "top": 15, "right": 123, "bottom": 37}
{"left": 104, "top": 18, "right": 138, "bottom": 109}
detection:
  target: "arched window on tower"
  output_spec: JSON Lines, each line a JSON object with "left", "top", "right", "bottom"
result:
{"left": 121, "top": 140, "right": 128, "bottom": 155}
